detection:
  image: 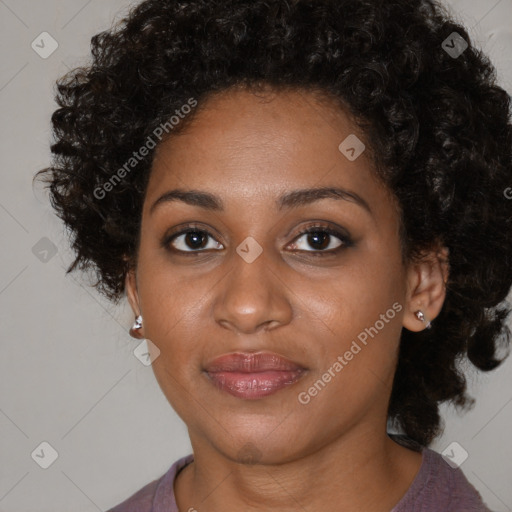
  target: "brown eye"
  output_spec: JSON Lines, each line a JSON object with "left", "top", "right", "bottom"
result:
{"left": 289, "top": 225, "right": 353, "bottom": 254}
{"left": 166, "top": 229, "right": 224, "bottom": 253}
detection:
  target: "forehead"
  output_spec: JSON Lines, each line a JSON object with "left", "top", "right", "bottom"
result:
{"left": 145, "top": 88, "right": 389, "bottom": 216}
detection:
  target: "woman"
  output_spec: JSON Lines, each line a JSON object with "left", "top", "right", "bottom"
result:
{"left": 36, "top": 0, "right": 512, "bottom": 510}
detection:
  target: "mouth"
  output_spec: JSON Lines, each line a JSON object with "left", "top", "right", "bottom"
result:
{"left": 203, "top": 351, "right": 308, "bottom": 400}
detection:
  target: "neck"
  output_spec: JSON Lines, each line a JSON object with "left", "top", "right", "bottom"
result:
{"left": 174, "top": 426, "right": 423, "bottom": 512}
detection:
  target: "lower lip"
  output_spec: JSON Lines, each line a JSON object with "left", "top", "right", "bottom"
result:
{"left": 204, "top": 370, "right": 306, "bottom": 399}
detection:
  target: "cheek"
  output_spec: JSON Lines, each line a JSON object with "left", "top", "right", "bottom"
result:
{"left": 299, "top": 252, "right": 404, "bottom": 341}
{"left": 297, "top": 253, "right": 405, "bottom": 389}
{"left": 303, "top": 283, "right": 403, "bottom": 385}
{"left": 295, "top": 289, "right": 403, "bottom": 424}
{"left": 136, "top": 269, "right": 206, "bottom": 417}
{"left": 135, "top": 256, "right": 204, "bottom": 363}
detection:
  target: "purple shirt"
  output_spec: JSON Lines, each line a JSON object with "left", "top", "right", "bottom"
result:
{"left": 106, "top": 448, "right": 491, "bottom": 511}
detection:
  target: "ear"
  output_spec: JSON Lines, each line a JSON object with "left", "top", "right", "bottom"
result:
{"left": 403, "top": 245, "right": 449, "bottom": 332}
{"left": 125, "top": 268, "right": 145, "bottom": 339}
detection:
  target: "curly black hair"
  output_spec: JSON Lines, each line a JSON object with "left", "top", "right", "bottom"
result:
{"left": 35, "top": 0, "right": 512, "bottom": 446}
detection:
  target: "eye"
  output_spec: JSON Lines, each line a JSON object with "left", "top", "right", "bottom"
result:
{"left": 162, "top": 222, "right": 353, "bottom": 256}
{"left": 288, "top": 224, "right": 352, "bottom": 254}
{"left": 165, "top": 227, "right": 224, "bottom": 253}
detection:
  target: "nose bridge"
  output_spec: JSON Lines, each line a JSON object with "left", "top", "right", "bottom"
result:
{"left": 231, "top": 244, "right": 273, "bottom": 297}
{"left": 213, "top": 241, "right": 292, "bottom": 333}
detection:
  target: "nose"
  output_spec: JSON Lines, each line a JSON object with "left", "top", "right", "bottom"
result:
{"left": 213, "top": 247, "right": 293, "bottom": 335}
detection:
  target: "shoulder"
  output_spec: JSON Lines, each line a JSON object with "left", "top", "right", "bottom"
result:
{"left": 106, "top": 478, "right": 160, "bottom": 512}
{"left": 105, "top": 454, "right": 194, "bottom": 512}
{"left": 423, "top": 449, "right": 491, "bottom": 511}
{"left": 392, "top": 447, "right": 492, "bottom": 512}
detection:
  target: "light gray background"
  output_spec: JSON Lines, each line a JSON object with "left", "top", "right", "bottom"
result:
{"left": 1, "top": 0, "right": 511, "bottom": 510}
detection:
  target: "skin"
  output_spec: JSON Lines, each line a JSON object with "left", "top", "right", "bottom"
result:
{"left": 125, "top": 87, "right": 449, "bottom": 512}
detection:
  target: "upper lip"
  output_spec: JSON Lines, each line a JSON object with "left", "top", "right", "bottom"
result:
{"left": 204, "top": 351, "right": 307, "bottom": 373}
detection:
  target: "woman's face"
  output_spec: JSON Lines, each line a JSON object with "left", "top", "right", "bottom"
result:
{"left": 127, "top": 88, "right": 423, "bottom": 463}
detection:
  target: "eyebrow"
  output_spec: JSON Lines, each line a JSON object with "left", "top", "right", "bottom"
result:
{"left": 149, "top": 186, "right": 372, "bottom": 215}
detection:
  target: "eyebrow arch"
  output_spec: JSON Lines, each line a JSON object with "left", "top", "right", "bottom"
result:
{"left": 149, "top": 186, "right": 372, "bottom": 215}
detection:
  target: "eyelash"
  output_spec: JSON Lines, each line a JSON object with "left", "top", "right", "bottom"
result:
{"left": 161, "top": 222, "right": 354, "bottom": 257}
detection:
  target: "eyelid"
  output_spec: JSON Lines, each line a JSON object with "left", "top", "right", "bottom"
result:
{"left": 286, "top": 222, "right": 353, "bottom": 253}
{"left": 162, "top": 222, "right": 225, "bottom": 253}
{"left": 162, "top": 221, "right": 353, "bottom": 254}
{"left": 164, "top": 222, "right": 223, "bottom": 241}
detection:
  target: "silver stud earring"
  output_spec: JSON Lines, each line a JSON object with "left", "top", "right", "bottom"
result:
{"left": 132, "top": 315, "right": 143, "bottom": 330}
{"left": 414, "top": 310, "right": 431, "bottom": 329}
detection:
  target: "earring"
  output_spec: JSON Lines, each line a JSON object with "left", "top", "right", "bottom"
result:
{"left": 132, "top": 315, "right": 143, "bottom": 330}
{"left": 129, "top": 314, "right": 143, "bottom": 339}
{"left": 414, "top": 310, "right": 431, "bottom": 329}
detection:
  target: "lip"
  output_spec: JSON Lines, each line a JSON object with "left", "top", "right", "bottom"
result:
{"left": 204, "top": 351, "right": 306, "bottom": 373}
{"left": 203, "top": 352, "right": 308, "bottom": 400}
